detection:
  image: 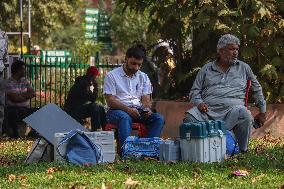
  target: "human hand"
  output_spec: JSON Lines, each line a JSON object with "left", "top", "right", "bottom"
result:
{"left": 127, "top": 107, "right": 140, "bottom": 119}
{"left": 197, "top": 102, "right": 208, "bottom": 113}
{"left": 141, "top": 107, "right": 152, "bottom": 118}
{"left": 254, "top": 112, "right": 266, "bottom": 128}
{"left": 26, "top": 88, "right": 35, "bottom": 98}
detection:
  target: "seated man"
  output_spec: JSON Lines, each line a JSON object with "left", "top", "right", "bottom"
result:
{"left": 5, "top": 60, "right": 37, "bottom": 138}
{"left": 103, "top": 46, "right": 165, "bottom": 147}
{"left": 64, "top": 66, "right": 106, "bottom": 131}
{"left": 185, "top": 34, "right": 266, "bottom": 152}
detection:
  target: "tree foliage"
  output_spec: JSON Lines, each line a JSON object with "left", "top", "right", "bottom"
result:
{"left": 116, "top": 0, "right": 284, "bottom": 103}
{"left": 109, "top": 3, "right": 159, "bottom": 52}
{"left": 0, "top": 0, "right": 97, "bottom": 53}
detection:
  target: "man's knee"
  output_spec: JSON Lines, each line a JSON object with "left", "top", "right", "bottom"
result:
{"left": 183, "top": 113, "right": 198, "bottom": 123}
{"left": 151, "top": 113, "right": 164, "bottom": 124}
{"left": 239, "top": 107, "right": 253, "bottom": 123}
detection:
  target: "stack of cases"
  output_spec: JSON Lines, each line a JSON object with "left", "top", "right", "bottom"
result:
{"left": 179, "top": 120, "right": 226, "bottom": 163}
{"left": 54, "top": 131, "right": 115, "bottom": 163}
{"left": 159, "top": 139, "right": 180, "bottom": 162}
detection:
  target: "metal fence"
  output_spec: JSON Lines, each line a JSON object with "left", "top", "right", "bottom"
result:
{"left": 23, "top": 55, "right": 122, "bottom": 108}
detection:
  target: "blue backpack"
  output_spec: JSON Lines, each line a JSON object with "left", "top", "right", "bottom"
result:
{"left": 121, "top": 136, "right": 162, "bottom": 159}
{"left": 226, "top": 131, "right": 240, "bottom": 156}
{"left": 57, "top": 130, "right": 103, "bottom": 165}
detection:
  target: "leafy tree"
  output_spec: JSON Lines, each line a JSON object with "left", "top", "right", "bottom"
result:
{"left": 0, "top": 0, "right": 86, "bottom": 50}
{"left": 116, "top": 0, "right": 284, "bottom": 102}
{"left": 109, "top": 3, "right": 159, "bottom": 52}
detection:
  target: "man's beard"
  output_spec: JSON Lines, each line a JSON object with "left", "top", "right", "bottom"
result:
{"left": 228, "top": 57, "right": 237, "bottom": 65}
{"left": 124, "top": 64, "right": 138, "bottom": 75}
{"left": 128, "top": 68, "right": 138, "bottom": 75}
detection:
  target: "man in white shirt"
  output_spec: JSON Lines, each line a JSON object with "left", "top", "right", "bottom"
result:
{"left": 103, "top": 46, "right": 164, "bottom": 147}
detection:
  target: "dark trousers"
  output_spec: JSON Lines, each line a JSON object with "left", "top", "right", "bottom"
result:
{"left": 4, "top": 106, "right": 38, "bottom": 138}
{"left": 65, "top": 103, "right": 106, "bottom": 131}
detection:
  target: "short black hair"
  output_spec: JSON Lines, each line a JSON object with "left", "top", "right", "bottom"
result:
{"left": 134, "top": 43, "right": 146, "bottom": 56}
{"left": 126, "top": 46, "right": 145, "bottom": 59}
{"left": 11, "top": 60, "right": 25, "bottom": 75}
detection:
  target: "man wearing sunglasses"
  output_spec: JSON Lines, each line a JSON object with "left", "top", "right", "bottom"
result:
{"left": 103, "top": 46, "right": 164, "bottom": 147}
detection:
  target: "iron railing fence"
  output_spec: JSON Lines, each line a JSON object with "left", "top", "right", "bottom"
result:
{"left": 23, "top": 55, "right": 122, "bottom": 108}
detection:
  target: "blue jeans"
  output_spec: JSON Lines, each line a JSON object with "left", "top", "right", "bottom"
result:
{"left": 106, "top": 109, "right": 164, "bottom": 146}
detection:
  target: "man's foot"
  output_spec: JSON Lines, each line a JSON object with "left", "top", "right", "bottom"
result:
{"left": 240, "top": 149, "right": 248, "bottom": 154}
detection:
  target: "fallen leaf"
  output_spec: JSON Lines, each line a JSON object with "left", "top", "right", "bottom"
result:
{"left": 17, "top": 175, "right": 27, "bottom": 180}
{"left": 142, "top": 157, "right": 158, "bottom": 161}
{"left": 232, "top": 170, "right": 249, "bottom": 177}
{"left": 21, "top": 183, "right": 30, "bottom": 187}
{"left": 125, "top": 177, "right": 140, "bottom": 189}
{"left": 46, "top": 167, "right": 58, "bottom": 174}
{"left": 83, "top": 163, "right": 92, "bottom": 167}
{"left": 8, "top": 174, "right": 16, "bottom": 182}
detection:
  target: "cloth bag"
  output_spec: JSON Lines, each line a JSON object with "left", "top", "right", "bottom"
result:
{"left": 57, "top": 130, "right": 103, "bottom": 165}
{"left": 226, "top": 131, "right": 240, "bottom": 156}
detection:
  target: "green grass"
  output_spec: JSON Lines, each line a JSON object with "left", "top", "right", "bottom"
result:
{"left": 0, "top": 137, "right": 283, "bottom": 189}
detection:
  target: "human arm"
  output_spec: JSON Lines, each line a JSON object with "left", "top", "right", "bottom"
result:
{"left": 90, "top": 80, "right": 98, "bottom": 102}
{"left": 6, "top": 92, "right": 29, "bottom": 103}
{"left": 6, "top": 80, "right": 35, "bottom": 103}
{"left": 140, "top": 94, "right": 152, "bottom": 117}
{"left": 190, "top": 67, "right": 208, "bottom": 113}
{"left": 103, "top": 72, "right": 140, "bottom": 119}
{"left": 247, "top": 66, "right": 266, "bottom": 126}
{"left": 73, "top": 76, "right": 97, "bottom": 103}
{"left": 105, "top": 94, "right": 140, "bottom": 119}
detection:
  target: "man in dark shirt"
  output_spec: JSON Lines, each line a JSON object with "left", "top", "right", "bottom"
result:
{"left": 64, "top": 66, "right": 106, "bottom": 131}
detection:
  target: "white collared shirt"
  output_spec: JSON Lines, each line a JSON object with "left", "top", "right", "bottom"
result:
{"left": 103, "top": 66, "right": 152, "bottom": 107}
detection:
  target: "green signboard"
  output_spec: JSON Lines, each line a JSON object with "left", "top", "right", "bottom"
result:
{"left": 42, "top": 50, "right": 71, "bottom": 63}
{"left": 84, "top": 8, "right": 112, "bottom": 50}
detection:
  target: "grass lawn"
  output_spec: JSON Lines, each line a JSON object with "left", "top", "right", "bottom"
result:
{"left": 0, "top": 136, "right": 283, "bottom": 189}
